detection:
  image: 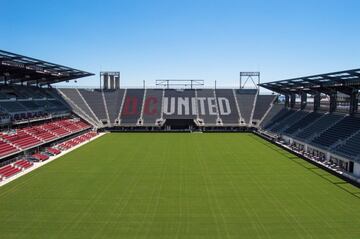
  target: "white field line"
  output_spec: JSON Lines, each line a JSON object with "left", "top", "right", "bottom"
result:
{"left": 0, "top": 132, "right": 107, "bottom": 187}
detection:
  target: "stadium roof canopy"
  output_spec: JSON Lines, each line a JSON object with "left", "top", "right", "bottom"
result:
{"left": 259, "top": 68, "right": 360, "bottom": 95}
{"left": 0, "top": 50, "right": 94, "bottom": 86}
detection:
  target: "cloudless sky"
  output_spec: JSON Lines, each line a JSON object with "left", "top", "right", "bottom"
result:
{"left": 1, "top": 0, "right": 360, "bottom": 89}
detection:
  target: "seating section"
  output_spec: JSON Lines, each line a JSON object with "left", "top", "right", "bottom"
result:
{"left": 0, "top": 165, "right": 21, "bottom": 180}
{"left": 24, "top": 125, "right": 57, "bottom": 142}
{"left": 42, "top": 122, "right": 70, "bottom": 137}
{"left": 260, "top": 104, "right": 284, "bottom": 127}
{"left": 58, "top": 131, "right": 98, "bottom": 150}
{"left": 252, "top": 95, "right": 276, "bottom": 121}
{"left": 283, "top": 112, "right": 323, "bottom": 135}
{"left": 56, "top": 119, "right": 90, "bottom": 132}
{"left": 0, "top": 118, "right": 91, "bottom": 158}
{"left": 0, "top": 112, "right": 94, "bottom": 183}
{"left": 0, "top": 86, "right": 70, "bottom": 122}
{"left": 120, "top": 89, "right": 145, "bottom": 125}
{"left": 78, "top": 89, "right": 107, "bottom": 121}
{"left": 0, "top": 101, "right": 27, "bottom": 113}
{"left": 14, "top": 159, "right": 33, "bottom": 169}
{"left": 60, "top": 88, "right": 277, "bottom": 127}
{"left": 0, "top": 129, "right": 97, "bottom": 182}
{"left": 235, "top": 89, "right": 257, "bottom": 124}
{"left": 32, "top": 153, "right": 49, "bottom": 162}
{"left": 19, "top": 101, "right": 43, "bottom": 112}
{"left": 0, "top": 139, "right": 19, "bottom": 157}
{"left": 103, "top": 89, "right": 126, "bottom": 125}
{"left": 311, "top": 116, "right": 360, "bottom": 149}
{"left": 334, "top": 130, "right": 360, "bottom": 158}
{"left": 1, "top": 130, "right": 42, "bottom": 149}
{"left": 196, "top": 89, "right": 217, "bottom": 124}
{"left": 47, "top": 147, "right": 61, "bottom": 155}
{"left": 269, "top": 110, "right": 310, "bottom": 133}
{"left": 11, "top": 85, "right": 49, "bottom": 99}
{"left": 36, "top": 100, "right": 70, "bottom": 114}
{"left": 262, "top": 109, "right": 294, "bottom": 130}
{"left": 261, "top": 107, "right": 360, "bottom": 162}
{"left": 294, "top": 113, "right": 344, "bottom": 141}
{"left": 142, "top": 89, "right": 163, "bottom": 125}
{"left": 0, "top": 91, "right": 11, "bottom": 99}
{"left": 215, "top": 89, "right": 240, "bottom": 125}
{"left": 0, "top": 112, "right": 11, "bottom": 125}
{"left": 59, "top": 89, "right": 99, "bottom": 125}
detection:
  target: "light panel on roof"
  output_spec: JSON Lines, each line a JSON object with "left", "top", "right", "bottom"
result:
{"left": 328, "top": 73, "right": 349, "bottom": 77}
{"left": 308, "top": 76, "right": 323, "bottom": 80}
{"left": 342, "top": 76, "right": 358, "bottom": 80}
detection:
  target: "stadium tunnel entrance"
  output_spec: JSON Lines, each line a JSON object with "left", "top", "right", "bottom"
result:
{"left": 164, "top": 119, "right": 197, "bottom": 130}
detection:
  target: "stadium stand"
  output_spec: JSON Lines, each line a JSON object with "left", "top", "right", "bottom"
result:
{"left": 262, "top": 109, "right": 294, "bottom": 130}
{"left": 0, "top": 139, "right": 19, "bottom": 158}
{"left": 333, "top": 130, "right": 360, "bottom": 158}
{"left": 0, "top": 101, "right": 28, "bottom": 114}
{"left": 24, "top": 125, "right": 57, "bottom": 142}
{"left": 40, "top": 100, "right": 70, "bottom": 115}
{"left": 0, "top": 112, "right": 11, "bottom": 125}
{"left": 294, "top": 113, "right": 345, "bottom": 141}
{"left": 18, "top": 100, "right": 44, "bottom": 112}
{"left": 259, "top": 104, "right": 285, "bottom": 128}
{"left": 283, "top": 112, "right": 324, "bottom": 135}
{"left": 257, "top": 69, "right": 360, "bottom": 179}
{"left": 234, "top": 89, "right": 257, "bottom": 125}
{"left": 311, "top": 116, "right": 360, "bottom": 149}
{"left": 120, "top": 89, "right": 145, "bottom": 125}
{"left": 14, "top": 159, "right": 33, "bottom": 169}
{"left": 0, "top": 118, "right": 90, "bottom": 159}
{"left": 252, "top": 95, "right": 276, "bottom": 123}
{"left": 215, "top": 89, "right": 240, "bottom": 125}
{"left": 57, "top": 131, "right": 98, "bottom": 150}
{"left": 1, "top": 130, "right": 42, "bottom": 150}
{"left": 0, "top": 164, "right": 21, "bottom": 179}
{"left": 103, "top": 89, "right": 126, "bottom": 125}
{"left": 142, "top": 89, "right": 163, "bottom": 125}
{"left": 42, "top": 121, "right": 69, "bottom": 137}
{"left": 58, "top": 87, "right": 279, "bottom": 128}
{"left": 32, "top": 153, "right": 49, "bottom": 162}
{"left": 0, "top": 93, "right": 71, "bottom": 124}
{"left": 58, "top": 88, "right": 101, "bottom": 127}
{"left": 268, "top": 110, "right": 310, "bottom": 134}
{"left": 78, "top": 89, "right": 107, "bottom": 122}
{"left": 0, "top": 50, "right": 98, "bottom": 182}
{"left": 46, "top": 147, "right": 61, "bottom": 155}
{"left": 196, "top": 89, "right": 217, "bottom": 125}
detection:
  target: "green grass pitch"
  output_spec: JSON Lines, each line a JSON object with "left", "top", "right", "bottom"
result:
{"left": 0, "top": 133, "right": 360, "bottom": 238}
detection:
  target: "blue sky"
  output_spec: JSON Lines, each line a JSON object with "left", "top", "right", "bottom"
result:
{"left": 1, "top": 0, "right": 360, "bottom": 88}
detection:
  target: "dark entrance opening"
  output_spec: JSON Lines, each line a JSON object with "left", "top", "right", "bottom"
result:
{"left": 349, "top": 161, "right": 354, "bottom": 173}
{"left": 164, "top": 119, "right": 196, "bottom": 130}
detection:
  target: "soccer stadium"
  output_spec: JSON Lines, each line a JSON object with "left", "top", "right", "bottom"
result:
{"left": 1, "top": 1, "right": 360, "bottom": 238}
